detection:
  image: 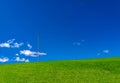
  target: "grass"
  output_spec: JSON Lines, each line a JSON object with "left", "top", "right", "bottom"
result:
{"left": 0, "top": 58, "right": 120, "bottom": 83}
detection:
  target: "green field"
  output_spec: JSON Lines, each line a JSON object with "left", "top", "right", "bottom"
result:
{"left": 0, "top": 58, "right": 120, "bottom": 83}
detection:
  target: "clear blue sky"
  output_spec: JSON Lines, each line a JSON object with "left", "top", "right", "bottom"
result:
{"left": 0, "top": 0, "right": 120, "bottom": 63}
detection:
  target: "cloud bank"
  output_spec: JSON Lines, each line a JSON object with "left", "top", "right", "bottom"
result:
{"left": 0, "top": 39, "right": 23, "bottom": 48}
{"left": 0, "top": 39, "right": 47, "bottom": 63}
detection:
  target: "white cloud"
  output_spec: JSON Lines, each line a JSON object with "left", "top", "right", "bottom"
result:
{"left": 25, "top": 59, "right": 30, "bottom": 62}
{"left": 15, "top": 57, "right": 29, "bottom": 62}
{"left": 15, "top": 57, "right": 25, "bottom": 62}
{"left": 16, "top": 54, "right": 19, "bottom": 56}
{"left": 27, "top": 43, "right": 32, "bottom": 49}
{"left": 20, "top": 50, "right": 47, "bottom": 57}
{"left": 103, "top": 50, "right": 109, "bottom": 54}
{"left": 0, "top": 43, "right": 10, "bottom": 48}
{"left": 0, "top": 57, "right": 9, "bottom": 63}
{"left": 0, "top": 39, "right": 24, "bottom": 48}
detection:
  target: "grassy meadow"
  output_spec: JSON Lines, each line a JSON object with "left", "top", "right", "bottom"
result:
{"left": 0, "top": 58, "right": 120, "bottom": 83}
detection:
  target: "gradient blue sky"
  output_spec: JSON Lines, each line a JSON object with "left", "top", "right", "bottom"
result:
{"left": 0, "top": 0, "right": 120, "bottom": 63}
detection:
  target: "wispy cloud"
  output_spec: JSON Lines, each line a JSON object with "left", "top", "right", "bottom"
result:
{"left": 81, "top": 40, "right": 85, "bottom": 42}
{"left": 73, "top": 40, "right": 85, "bottom": 46}
{"left": 97, "top": 53, "right": 101, "bottom": 56}
{"left": 20, "top": 50, "right": 47, "bottom": 57}
{"left": 0, "top": 39, "right": 24, "bottom": 48}
{"left": 73, "top": 42, "right": 81, "bottom": 46}
{"left": 97, "top": 50, "right": 110, "bottom": 56}
{"left": 12, "top": 42, "right": 23, "bottom": 48}
{"left": 103, "top": 50, "right": 109, "bottom": 54}
{"left": 15, "top": 57, "right": 29, "bottom": 62}
{"left": 0, "top": 57, "right": 9, "bottom": 63}
{"left": 27, "top": 43, "right": 32, "bottom": 49}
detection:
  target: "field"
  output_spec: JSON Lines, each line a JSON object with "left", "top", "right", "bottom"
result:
{"left": 0, "top": 58, "right": 120, "bottom": 83}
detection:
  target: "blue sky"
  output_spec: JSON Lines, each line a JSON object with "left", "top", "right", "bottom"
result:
{"left": 0, "top": 0, "right": 120, "bottom": 63}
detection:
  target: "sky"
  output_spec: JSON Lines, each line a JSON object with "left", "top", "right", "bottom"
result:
{"left": 0, "top": 0, "right": 120, "bottom": 63}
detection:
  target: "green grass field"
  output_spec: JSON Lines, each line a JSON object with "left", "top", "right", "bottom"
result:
{"left": 0, "top": 58, "right": 120, "bottom": 83}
